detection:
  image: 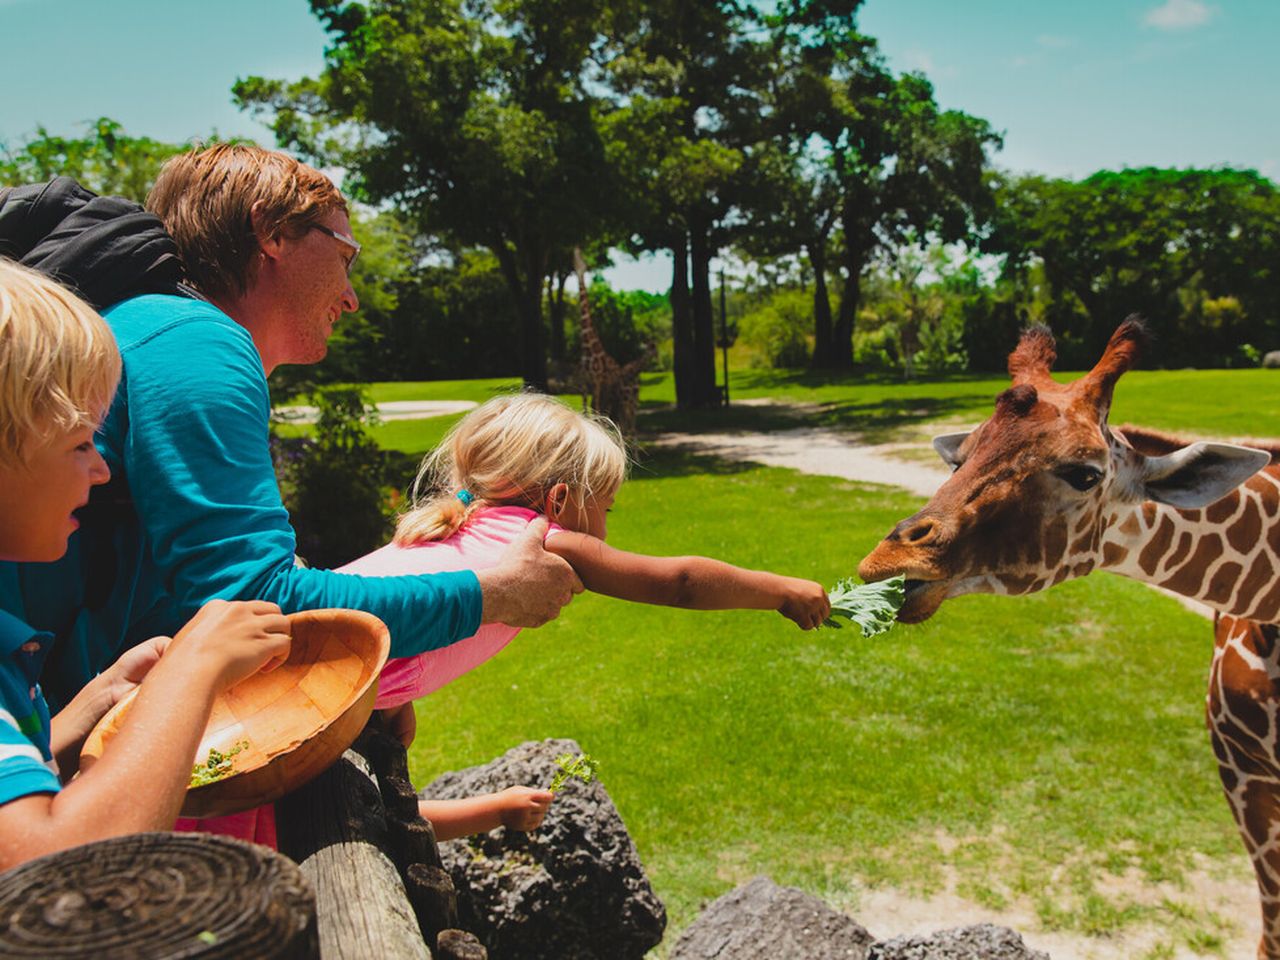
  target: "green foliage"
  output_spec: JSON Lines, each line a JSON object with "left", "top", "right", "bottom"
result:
{"left": 988, "top": 166, "right": 1280, "bottom": 367}
{"left": 236, "top": 0, "right": 625, "bottom": 388}
{"left": 823, "top": 575, "right": 905, "bottom": 635}
{"left": 572, "top": 277, "right": 671, "bottom": 367}
{"left": 0, "top": 117, "right": 232, "bottom": 202}
{"left": 738, "top": 288, "right": 812, "bottom": 368}
{"left": 548, "top": 753, "right": 600, "bottom": 793}
{"left": 275, "top": 385, "right": 393, "bottom": 568}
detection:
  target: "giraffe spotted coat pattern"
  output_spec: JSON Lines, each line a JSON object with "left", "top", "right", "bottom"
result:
{"left": 572, "top": 248, "right": 650, "bottom": 437}
{"left": 859, "top": 318, "right": 1280, "bottom": 958}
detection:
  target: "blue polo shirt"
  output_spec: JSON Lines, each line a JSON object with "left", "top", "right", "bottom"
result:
{"left": 0, "top": 610, "right": 61, "bottom": 805}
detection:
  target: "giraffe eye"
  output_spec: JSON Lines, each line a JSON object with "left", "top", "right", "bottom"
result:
{"left": 1056, "top": 465, "right": 1103, "bottom": 492}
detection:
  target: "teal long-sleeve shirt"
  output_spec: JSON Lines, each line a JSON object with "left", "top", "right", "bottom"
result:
{"left": 2, "top": 294, "right": 481, "bottom": 709}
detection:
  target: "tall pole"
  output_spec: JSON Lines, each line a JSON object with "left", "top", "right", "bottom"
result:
{"left": 718, "top": 268, "right": 730, "bottom": 406}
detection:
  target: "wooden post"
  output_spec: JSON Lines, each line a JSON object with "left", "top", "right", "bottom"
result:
{"left": 0, "top": 832, "right": 317, "bottom": 958}
{"left": 276, "top": 722, "right": 486, "bottom": 960}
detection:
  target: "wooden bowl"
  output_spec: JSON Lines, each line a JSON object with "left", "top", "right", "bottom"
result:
{"left": 81, "top": 608, "right": 390, "bottom": 819}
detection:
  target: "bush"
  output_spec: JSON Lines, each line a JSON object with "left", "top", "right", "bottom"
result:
{"left": 739, "top": 289, "right": 811, "bottom": 368}
{"left": 273, "top": 385, "right": 394, "bottom": 569}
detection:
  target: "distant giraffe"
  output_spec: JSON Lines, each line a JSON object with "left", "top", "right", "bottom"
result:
{"left": 860, "top": 319, "right": 1280, "bottom": 958}
{"left": 573, "top": 247, "right": 651, "bottom": 436}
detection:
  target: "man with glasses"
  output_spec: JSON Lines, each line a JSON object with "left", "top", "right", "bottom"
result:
{"left": 8, "top": 144, "right": 582, "bottom": 740}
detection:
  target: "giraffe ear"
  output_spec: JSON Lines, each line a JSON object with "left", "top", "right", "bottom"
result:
{"left": 933, "top": 432, "right": 971, "bottom": 469}
{"left": 1139, "top": 442, "right": 1272, "bottom": 509}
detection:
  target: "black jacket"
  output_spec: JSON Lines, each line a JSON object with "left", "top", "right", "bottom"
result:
{"left": 0, "top": 176, "right": 183, "bottom": 310}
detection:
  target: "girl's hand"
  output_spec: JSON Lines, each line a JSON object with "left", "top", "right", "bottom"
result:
{"left": 777, "top": 578, "right": 831, "bottom": 630}
{"left": 169, "top": 599, "right": 292, "bottom": 690}
{"left": 496, "top": 786, "right": 555, "bottom": 832}
{"left": 379, "top": 702, "right": 418, "bottom": 749}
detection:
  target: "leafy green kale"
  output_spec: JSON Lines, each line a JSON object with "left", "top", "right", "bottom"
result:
{"left": 548, "top": 753, "right": 599, "bottom": 793}
{"left": 822, "top": 575, "right": 906, "bottom": 636}
{"left": 190, "top": 739, "right": 250, "bottom": 788}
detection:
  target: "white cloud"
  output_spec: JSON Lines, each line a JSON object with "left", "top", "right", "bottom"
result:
{"left": 1144, "top": 0, "right": 1218, "bottom": 30}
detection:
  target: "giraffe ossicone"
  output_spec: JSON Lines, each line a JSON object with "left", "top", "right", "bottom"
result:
{"left": 860, "top": 317, "right": 1280, "bottom": 958}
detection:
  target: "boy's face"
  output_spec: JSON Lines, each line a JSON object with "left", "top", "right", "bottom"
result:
{"left": 0, "top": 425, "right": 110, "bottom": 562}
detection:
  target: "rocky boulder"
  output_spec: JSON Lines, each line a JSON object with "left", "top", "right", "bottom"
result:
{"left": 869, "top": 923, "right": 1050, "bottom": 960}
{"left": 670, "top": 875, "right": 876, "bottom": 960}
{"left": 423, "top": 738, "right": 665, "bottom": 960}
{"left": 1263, "top": 350, "right": 1280, "bottom": 368}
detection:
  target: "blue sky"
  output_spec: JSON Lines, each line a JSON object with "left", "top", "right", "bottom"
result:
{"left": 3, "top": 0, "right": 1275, "bottom": 291}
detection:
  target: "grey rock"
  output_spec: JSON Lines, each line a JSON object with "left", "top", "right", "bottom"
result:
{"left": 423, "top": 738, "right": 665, "bottom": 960}
{"left": 669, "top": 876, "right": 875, "bottom": 960}
{"left": 1263, "top": 350, "right": 1280, "bottom": 368}
{"left": 869, "top": 923, "right": 1050, "bottom": 960}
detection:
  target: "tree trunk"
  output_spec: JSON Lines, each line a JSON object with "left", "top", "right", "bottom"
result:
{"left": 808, "top": 242, "right": 833, "bottom": 368}
{"left": 670, "top": 233, "right": 696, "bottom": 410}
{"left": 492, "top": 241, "right": 548, "bottom": 390}
{"left": 825, "top": 234, "right": 869, "bottom": 371}
{"left": 548, "top": 271, "right": 568, "bottom": 363}
{"left": 689, "top": 217, "right": 719, "bottom": 407}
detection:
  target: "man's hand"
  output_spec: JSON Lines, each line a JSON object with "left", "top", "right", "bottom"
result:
{"left": 476, "top": 517, "right": 583, "bottom": 627}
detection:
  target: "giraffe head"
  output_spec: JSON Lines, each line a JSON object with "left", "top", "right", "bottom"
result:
{"left": 858, "top": 317, "right": 1271, "bottom": 623}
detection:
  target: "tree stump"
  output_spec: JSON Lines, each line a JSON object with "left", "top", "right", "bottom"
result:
{"left": 0, "top": 832, "right": 316, "bottom": 958}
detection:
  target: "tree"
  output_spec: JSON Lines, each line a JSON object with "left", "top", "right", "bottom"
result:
{"left": 601, "top": 0, "right": 775, "bottom": 407}
{"left": 0, "top": 118, "right": 212, "bottom": 203}
{"left": 764, "top": 1, "right": 1001, "bottom": 368}
{"left": 989, "top": 167, "right": 1280, "bottom": 366}
{"left": 236, "top": 0, "right": 622, "bottom": 390}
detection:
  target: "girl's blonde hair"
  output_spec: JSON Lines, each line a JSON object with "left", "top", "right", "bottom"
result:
{"left": 395, "top": 393, "right": 629, "bottom": 545}
{"left": 0, "top": 259, "right": 121, "bottom": 464}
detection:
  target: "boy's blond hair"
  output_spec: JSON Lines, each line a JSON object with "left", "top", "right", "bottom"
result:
{"left": 0, "top": 259, "right": 121, "bottom": 464}
{"left": 395, "top": 393, "right": 629, "bottom": 545}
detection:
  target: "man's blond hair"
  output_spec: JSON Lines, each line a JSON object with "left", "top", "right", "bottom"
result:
{"left": 0, "top": 259, "right": 121, "bottom": 464}
{"left": 147, "top": 143, "right": 348, "bottom": 302}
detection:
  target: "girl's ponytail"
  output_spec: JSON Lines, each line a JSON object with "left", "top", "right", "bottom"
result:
{"left": 394, "top": 491, "right": 475, "bottom": 545}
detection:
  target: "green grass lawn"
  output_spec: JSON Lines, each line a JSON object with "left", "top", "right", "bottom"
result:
{"left": 636, "top": 367, "right": 1280, "bottom": 442}
{"left": 402, "top": 445, "right": 1244, "bottom": 954}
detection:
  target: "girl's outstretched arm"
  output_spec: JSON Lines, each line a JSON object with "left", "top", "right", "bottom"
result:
{"left": 545, "top": 533, "right": 830, "bottom": 629}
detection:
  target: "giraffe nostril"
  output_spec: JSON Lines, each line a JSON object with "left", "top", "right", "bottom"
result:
{"left": 891, "top": 515, "right": 938, "bottom": 545}
{"left": 907, "top": 521, "right": 935, "bottom": 543}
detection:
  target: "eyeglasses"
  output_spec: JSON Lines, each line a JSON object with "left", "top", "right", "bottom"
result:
{"left": 309, "top": 224, "right": 362, "bottom": 275}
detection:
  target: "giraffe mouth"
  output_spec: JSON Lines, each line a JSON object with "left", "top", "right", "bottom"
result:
{"left": 897, "top": 577, "right": 950, "bottom": 624}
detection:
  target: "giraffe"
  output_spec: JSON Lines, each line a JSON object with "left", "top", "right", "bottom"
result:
{"left": 572, "top": 247, "right": 652, "bottom": 436}
{"left": 858, "top": 317, "right": 1280, "bottom": 957}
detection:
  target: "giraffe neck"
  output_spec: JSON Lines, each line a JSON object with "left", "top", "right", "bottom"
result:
{"left": 1100, "top": 466, "right": 1280, "bottom": 622}
{"left": 575, "top": 269, "right": 613, "bottom": 370}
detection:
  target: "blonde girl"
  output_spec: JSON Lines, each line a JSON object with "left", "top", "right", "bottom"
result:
{"left": 339, "top": 393, "right": 828, "bottom": 838}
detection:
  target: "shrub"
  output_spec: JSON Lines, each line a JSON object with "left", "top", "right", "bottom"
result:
{"left": 273, "top": 385, "right": 393, "bottom": 569}
{"left": 739, "top": 289, "right": 811, "bottom": 368}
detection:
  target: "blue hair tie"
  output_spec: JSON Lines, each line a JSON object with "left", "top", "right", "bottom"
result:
{"left": 456, "top": 489, "right": 474, "bottom": 506}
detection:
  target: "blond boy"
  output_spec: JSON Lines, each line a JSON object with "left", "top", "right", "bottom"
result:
{"left": 0, "top": 259, "right": 290, "bottom": 869}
